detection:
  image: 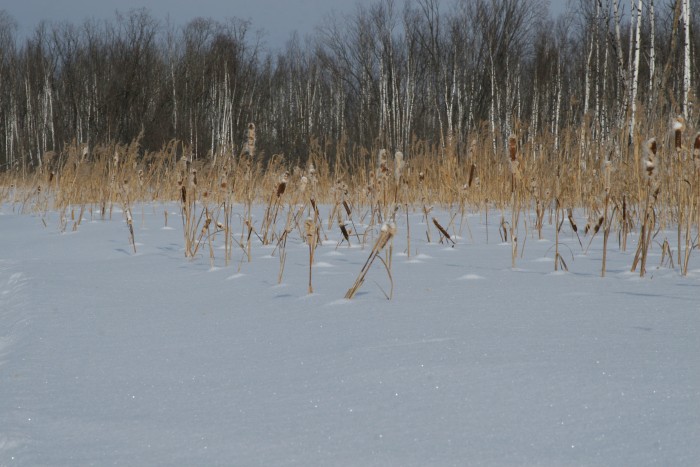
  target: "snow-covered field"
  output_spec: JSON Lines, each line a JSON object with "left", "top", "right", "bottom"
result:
{"left": 1, "top": 203, "right": 698, "bottom": 466}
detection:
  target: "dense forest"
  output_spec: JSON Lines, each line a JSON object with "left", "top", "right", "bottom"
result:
{"left": 0, "top": 0, "right": 697, "bottom": 170}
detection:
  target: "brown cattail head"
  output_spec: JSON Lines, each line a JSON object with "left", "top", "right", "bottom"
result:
{"left": 468, "top": 163, "right": 476, "bottom": 187}
{"left": 693, "top": 133, "right": 700, "bottom": 168}
{"left": 593, "top": 216, "right": 604, "bottom": 235}
{"left": 276, "top": 171, "right": 289, "bottom": 197}
{"left": 304, "top": 217, "right": 315, "bottom": 240}
{"left": 672, "top": 115, "right": 685, "bottom": 153}
{"left": 339, "top": 221, "right": 350, "bottom": 241}
{"left": 567, "top": 209, "right": 578, "bottom": 233}
{"left": 508, "top": 135, "right": 520, "bottom": 178}
{"left": 508, "top": 135, "right": 517, "bottom": 162}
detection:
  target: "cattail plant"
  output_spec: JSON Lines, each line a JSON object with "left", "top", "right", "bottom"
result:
{"left": 508, "top": 135, "right": 521, "bottom": 268}
{"left": 673, "top": 116, "right": 685, "bottom": 266}
{"left": 681, "top": 132, "right": 700, "bottom": 275}
{"left": 178, "top": 156, "right": 211, "bottom": 259}
{"left": 601, "top": 159, "right": 612, "bottom": 277}
{"left": 305, "top": 217, "right": 317, "bottom": 294}
{"left": 261, "top": 170, "right": 289, "bottom": 244}
{"left": 631, "top": 138, "right": 661, "bottom": 277}
{"left": 393, "top": 151, "right": 412, "bottom": 256}
{"left": 345, "top": 221, "right": 396, "bottom": 300}
{"left": 120, "top": 179, "right": 136, "bottom": 253}
{"left": 567, "top": 208, "right": 582, "bottom": 248}
{"left": 553, "top": 167, "right": 568, "bottom": 271}
{"left": 432, "top": 217, "right": 456, "bottom": 246}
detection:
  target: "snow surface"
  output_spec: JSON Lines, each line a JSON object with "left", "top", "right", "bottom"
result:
{"left": 1, "top": 203, "right": 699, "bottom": 466}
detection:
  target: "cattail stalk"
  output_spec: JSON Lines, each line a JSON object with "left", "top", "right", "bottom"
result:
{"left": 305, "top": 217, "right": 317, "bottom": 294}
{"left": 601, "top": 160, "right": 612, "bottom": 277}
{"left": 508, "top": 135, "right": 521, "bottom": 268}
{"left": 345, "top": 222, "right": 396, "bottom": 299}
{"left": 632, "top": 138, "right": 659, "bottom": 277}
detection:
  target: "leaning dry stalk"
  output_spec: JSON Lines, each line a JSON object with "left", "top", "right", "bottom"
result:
{"left": 432, "top": 217, "right": 456, "bottom": 246}
{"left": 567, "top": 208, "right": 582, "bottom": 248}
{"left": 305, "top": 217, "right": 317, "bottom": 294}
{"left": 345, "top": 222, "right": 396, "bottom": 300}
{"left": 119, "top": 179, "right": 136, "bottom": 253}
{"left": 601, "top": 160, "right": 612, "bottom": 277}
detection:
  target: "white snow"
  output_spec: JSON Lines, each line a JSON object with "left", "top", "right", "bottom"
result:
{"left": 1, "top": 203, "right": 699, "bottom": 466}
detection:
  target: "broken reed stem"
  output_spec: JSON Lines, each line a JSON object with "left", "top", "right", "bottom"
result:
{"left": 432, "top": 217, "right": 455, "bottom": 246}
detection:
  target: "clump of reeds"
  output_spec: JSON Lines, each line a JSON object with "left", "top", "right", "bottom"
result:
{"left": 178, "top": 155, "right": 210, "bottom": 258}
{"left": 631, "top": 137, "right": 661, "bottom": 277}
{"left": 681, "top": 132, "right": 700, "bottom": 275}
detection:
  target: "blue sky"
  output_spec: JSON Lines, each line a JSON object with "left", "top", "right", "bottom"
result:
{"left": 3, "top": 0, "right": 570, "bottom": 49}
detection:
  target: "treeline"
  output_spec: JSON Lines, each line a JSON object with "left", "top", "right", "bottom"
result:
{"left": 0, "top": 0, "right": 696, "bottom": 171}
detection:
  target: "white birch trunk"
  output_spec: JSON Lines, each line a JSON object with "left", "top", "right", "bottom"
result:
{"left": 613, "top": 0, "right": 627, "bottom": 126}
{"left": 629, "top": 0, "right": 642, "bottom": 142}
{"left": 584, "top": 39, "right": 592, "bottom": 116}
{"left": 554, "top": 55, "right": 562, "bottom": 153}
{"left": 594, "top": 0, "right": 601, "bottom": 124}
{"left": 490, "top": 54, "right": 496, "bottom": 156}
{"left": 648, "top": 0, "right": 656, "bottom": 109}
{"left": 683, "top": 0, "right": 691, "bottom": 118}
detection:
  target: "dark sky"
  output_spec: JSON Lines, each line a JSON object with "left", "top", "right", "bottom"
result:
{"left": 3, "top": 0, "right": 570, "bottom": 50}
